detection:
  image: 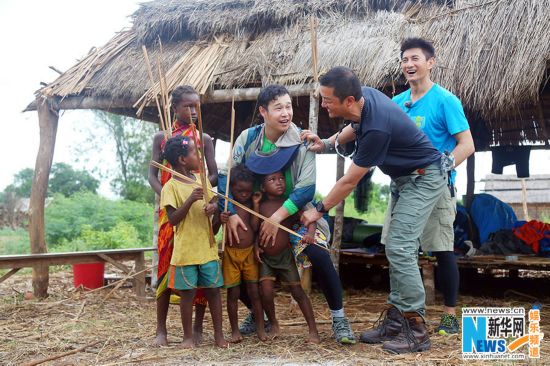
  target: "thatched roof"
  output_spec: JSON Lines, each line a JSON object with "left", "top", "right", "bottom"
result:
{"left": 29, "top": 0, "right": 550, "bottom": 146}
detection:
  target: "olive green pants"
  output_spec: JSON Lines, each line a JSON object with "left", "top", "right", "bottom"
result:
{"left": 384, "top": 163, "right": 447, "bottom": 315}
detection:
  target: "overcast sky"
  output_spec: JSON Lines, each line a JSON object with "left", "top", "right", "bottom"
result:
{"left": 0, "top": 0, "right": 547, "bottom": 200}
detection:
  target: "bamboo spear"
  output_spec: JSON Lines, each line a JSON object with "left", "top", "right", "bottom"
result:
{"left": 151, "top": 161, "right": 313, "bottom": 242}
{"left": 141, "top": 45, "right": 169, "bottom": 138}
{"left": 189, "top": 107, "right": 216, "bottom": 247}
{"left": 221, "top": 97, "right": 236, "bottom": 251}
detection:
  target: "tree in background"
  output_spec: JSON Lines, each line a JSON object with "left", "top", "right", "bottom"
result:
{"left": 1, "top": 164, "right": 98, "bottom": 200}
{"left": 48, "top": 163, "right": 99, "bottom": 196}
{"left": 76, "top": 111, "right": 157, "bottom": 203}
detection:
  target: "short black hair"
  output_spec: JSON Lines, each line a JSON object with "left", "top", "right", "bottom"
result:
{"left": 257, "top": 84, "right": 290, "bottom": 110}
{"left": 319, "top": 67, "right": 362, "bottom": 102}
{"left": 230, "top": 164, "right": 255, "bottom": 186}
{"left": 400, "top": 38, "right": 435, "bottom": 59}
{"left": 170, "top": 85, "right": 198, "bottom": 107}
{"left": 162, "top": 135, "right": 192, "bottom": 167}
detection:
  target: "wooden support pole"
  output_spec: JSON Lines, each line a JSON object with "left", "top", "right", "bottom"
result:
{"left": 422, "top": 263, "right": 435, "bottom": 306}
{"left": 520, "top": 178, "right": 530, "bottom": 221}
{"left": 134, "top": 252, "right": 146, "bottom": 299}
{"left": 465, "top": 153, "right": 476, "bottom": 209}
{"left": 29, "top": 97, "right": 59, "bottom": 298}
{"left": 330, "top": 155, "right": 346, "bottom": 272}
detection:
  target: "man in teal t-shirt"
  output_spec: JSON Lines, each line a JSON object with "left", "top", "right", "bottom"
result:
{"left": 375, "top": 38, "right": 474, "bottom": 349}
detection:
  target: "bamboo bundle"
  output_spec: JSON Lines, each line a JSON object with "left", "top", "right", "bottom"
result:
{"left": 134, "top": 39, "right": 228, "bottom": 115}
{"left": 188, "top": 105, "right": 216, "bottom": 247}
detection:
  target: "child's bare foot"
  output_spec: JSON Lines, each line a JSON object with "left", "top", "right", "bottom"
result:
{"left": 192, "top": 329, "right": 203, "bottom": 345}
{"left": 215, "top": 335, "right": 229, "bottom": 348}
{"left": 257, "top": 329, "right": 268, "bottom": 342}
{"left": 307, "top": 331, "right": 321, "bottom": 344}
{"left": 154, "top": 332, "right": 168, "bottom": 347}
{"left": 181, "top": 338, "right": 195, "bottom": 349}
{"left": 269, "top": 323, "right": 281, "bottom": 339}
{"left": 229, "top": 331, "right": 243, "bottom": 343}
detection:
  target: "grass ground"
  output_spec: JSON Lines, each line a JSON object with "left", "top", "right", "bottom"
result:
{"left": 1, "top": 267, "right": 548, "bottom": 365}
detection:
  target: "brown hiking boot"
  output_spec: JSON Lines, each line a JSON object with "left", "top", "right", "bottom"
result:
{"left": 382, "top": 312, "right": 431, "bottom": 354}
{"left": 359, "top": 306, "right": 403, "bottom": 344}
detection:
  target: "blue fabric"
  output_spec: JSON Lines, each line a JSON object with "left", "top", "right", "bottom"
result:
{"left": 352, "top": 87, "right": 441, "bottom": 178}
{"left": 470, "top": 194, "right": 518, "bottom": 244}
{"left": 393, "top": 84, "right": 469, "bottom": 183}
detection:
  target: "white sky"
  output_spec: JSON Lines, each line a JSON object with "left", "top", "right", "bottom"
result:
{"left": 0, "top": 0, "right": 548, "bottom": 199}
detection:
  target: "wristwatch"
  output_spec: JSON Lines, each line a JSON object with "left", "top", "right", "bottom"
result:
{"left": 316, "top": 201, "right": 328, "bottom": 213}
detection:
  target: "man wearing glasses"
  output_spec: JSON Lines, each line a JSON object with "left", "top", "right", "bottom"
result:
{"left": 301, "top": 66, "right": 448, "bottom": 354}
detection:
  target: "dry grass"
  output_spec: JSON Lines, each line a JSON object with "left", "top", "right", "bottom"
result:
{"left": 1, "top": 269, "right": 549, "bottom": 365}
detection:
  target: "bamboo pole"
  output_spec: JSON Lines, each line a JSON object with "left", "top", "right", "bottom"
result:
{"left": 221, "top": 97, "right": 236, "bottom": 251}
{"left": 141, "top": 45, "right": 168, "bottom": 138}
{"left": 150, "top": 161, "right": 325, "bottom": 245}
{"left": 189, "top": 107, "right": 216, "bottom": 247}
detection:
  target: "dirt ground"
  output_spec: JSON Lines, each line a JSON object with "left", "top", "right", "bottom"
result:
{"left": 1, "top": 269, "right": 549, "bottom": 366}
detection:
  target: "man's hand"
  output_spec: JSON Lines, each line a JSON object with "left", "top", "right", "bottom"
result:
{"left": 301, "top": 208, "right": 323, "bottom": 227}
{"left": 301, "top": 232, "right": 316, "bottom": 245}
{"left": 220, "top": 211, "right": 230, "bottom": 224}
{"left": 203, "top": 202, "right": 217, "bottom": 217}
{"left": 226, "top": 214, "right": 247, "bottom": 246}
{"left": 259, "top": 220, "right": 279, "bottom": 247}
{"left": 300, "top": 130, "right": 325, "bottom": 153}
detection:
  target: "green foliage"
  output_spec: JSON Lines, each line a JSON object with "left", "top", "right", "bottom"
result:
{"left": 0, "top": 227, "right": 30, "bottom": 255}
{"left": 49, "top": 163, "right": 99, "bottom": 196}
{"left": 45, "top": 191, "right": 153, "bottom": 247}
{"left": 2, "top": 164, "right": 98, "bottom": 200}
{"left": 53, "top": 222, "right": 139, "bottom": 252}
{"left": 3, "top": 168, "right": 34, "bottom": 198}
{"left": 78, "top": 111, "right": 157, "bottom": 203}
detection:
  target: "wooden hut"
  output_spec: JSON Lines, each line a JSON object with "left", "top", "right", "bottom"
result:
{"left": 24, "top": 0, "right": 550, "bottom": 296}
{"left": 483, "top": 174, "right": 550, "bottom": 221}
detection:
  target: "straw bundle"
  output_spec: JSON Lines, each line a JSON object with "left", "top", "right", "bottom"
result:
{"left": 134, "top": 39, "right": 228, "bottom": 114}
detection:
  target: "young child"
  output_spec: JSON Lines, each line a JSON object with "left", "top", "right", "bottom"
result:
{"left": 253, "top": 171, "right": 320, "bottom": 343}
{"left": 149, "top": 85, "right": 217, "bottom": 346}
{"left": 220, "top": 164, "right": 267, "bottom": 342}
{"left": 160, "top": 135, "right": 227, "bottom": 348}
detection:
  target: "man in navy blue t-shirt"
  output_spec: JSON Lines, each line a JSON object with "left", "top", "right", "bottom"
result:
{"left": 302, "top": 66, "right": 447, "bottom": 354}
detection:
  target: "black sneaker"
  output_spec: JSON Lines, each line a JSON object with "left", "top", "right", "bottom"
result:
{"left": 437, "top": 314, "right": 460, "bottom": 335}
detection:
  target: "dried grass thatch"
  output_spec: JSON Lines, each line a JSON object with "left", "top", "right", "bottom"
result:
{"left": 30, "top": 0, "right": 550, "bottom": 146}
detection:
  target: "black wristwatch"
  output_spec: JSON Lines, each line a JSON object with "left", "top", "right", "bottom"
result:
{"left": 316, "top": 201, "right": 328, "bottom": 213}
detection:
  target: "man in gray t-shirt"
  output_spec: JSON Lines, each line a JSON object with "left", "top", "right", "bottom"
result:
{"left": 301, "top": 67, "right": 447, "bottom": 354}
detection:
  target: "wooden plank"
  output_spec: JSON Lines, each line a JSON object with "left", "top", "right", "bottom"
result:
{"left": 0, "top": 247, "right": 155, "bottom": 261}
{"left": 0, "top": 249, "right": 155, "bottom": 270}
{"left": 0, "top": 268, "right": 21, "bottom": 284}
{"left": 96, "top": 253, "right": 132, "bottom": 274}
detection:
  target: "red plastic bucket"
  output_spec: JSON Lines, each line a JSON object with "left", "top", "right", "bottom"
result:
{"left": 73, "top": 262, "right": 105, "bottom": 289}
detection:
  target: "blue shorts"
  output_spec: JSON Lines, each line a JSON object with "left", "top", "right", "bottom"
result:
{"left": 168, "top": 260, "right": 223, "bottom": 290}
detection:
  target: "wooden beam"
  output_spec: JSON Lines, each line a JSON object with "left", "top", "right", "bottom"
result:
{"left": 201, "top": 84, "right": 316, "bottom": 104}
{"left": 330, "top": 155, "right": 346, "bottom": 272}
{"left": 29, "top": 97, "right": 59, "bottom": 298}
{"left": 0, "top": 268, "right": 21, "bottom": 284}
